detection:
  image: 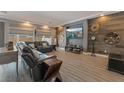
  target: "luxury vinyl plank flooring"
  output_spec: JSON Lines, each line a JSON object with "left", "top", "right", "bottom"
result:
{"left": 48, "top": 49, "right": 124, "bottom": 82}
{"left": 0, "top": 49, "right": 124, "bottom": 82}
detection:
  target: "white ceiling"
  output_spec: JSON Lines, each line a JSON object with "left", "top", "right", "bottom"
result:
{"left": 0, "top": 11, "right": 117, "bottom": 27}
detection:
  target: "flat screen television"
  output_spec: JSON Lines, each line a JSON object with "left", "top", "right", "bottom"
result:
{"left": 66, "top": 27, "right": 83, "bottom": 39}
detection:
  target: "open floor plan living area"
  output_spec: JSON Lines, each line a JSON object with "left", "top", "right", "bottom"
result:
{"left": 0, "top": 11, "right": 124, "bottom": 82}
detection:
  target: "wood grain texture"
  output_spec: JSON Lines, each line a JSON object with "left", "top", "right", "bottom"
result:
{"left": 88, "top": 12, "right": 124, "bottom": 54}
{"left": 48, "top": 49, "right": 124, "bottom": 82}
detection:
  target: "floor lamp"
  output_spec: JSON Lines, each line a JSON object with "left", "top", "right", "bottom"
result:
{"left": 91, "top": 36, "right": 96, "bottom": 56}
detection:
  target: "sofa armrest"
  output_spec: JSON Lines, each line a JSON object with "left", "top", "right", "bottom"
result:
{"left": 37, "top": 55, "right": 57, "bottom": 64}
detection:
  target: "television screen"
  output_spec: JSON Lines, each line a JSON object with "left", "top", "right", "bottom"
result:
{"left": 66, "top": 27, "right": 83, "bottom": 39}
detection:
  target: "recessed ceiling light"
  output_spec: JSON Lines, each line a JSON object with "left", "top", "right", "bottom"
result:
{"left": 100, "top": 14, "right": 104, "bottom": 16}
{"left": 42, "top": 25, "right": 49, "bottom": 30}
{"left": 58, "top": 26, "right": 63, "bottom": 30}
{"left": 25, "top": 21, "right": 30, "bottom": 24}
{"left": 22, "top": 21, "right": 32, "bottom": 26}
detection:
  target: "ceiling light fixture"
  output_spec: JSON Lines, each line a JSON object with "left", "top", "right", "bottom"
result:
{"left": 58, "top": 26, "right": 64, "bottom": 31}
{"left": 100, "top": 14, "right": 104, "bottom": 17}
{"left": 25, "top": 21, "right": 30, "bottom": 24}
{"left": 22, "top": 21, "right": 32, "bottom": 26}
{"left": 42, "top": 25, "right": 49, "bottom": 30}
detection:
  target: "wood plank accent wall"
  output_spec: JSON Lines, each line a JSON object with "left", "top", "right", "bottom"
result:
{"left": 88, "top": 12, "right": 124, "bottom": 54}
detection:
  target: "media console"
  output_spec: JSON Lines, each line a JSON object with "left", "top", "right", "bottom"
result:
{"left": 108, "top": 53, "right": 124, "bottom": 74}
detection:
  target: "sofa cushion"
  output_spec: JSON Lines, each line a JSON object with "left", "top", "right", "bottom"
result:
{"left": 42, "top": 43, "right": 48, "bottom": 48}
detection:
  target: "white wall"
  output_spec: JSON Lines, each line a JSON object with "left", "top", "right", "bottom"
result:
{"left": 82, "top": 20, "right": 88, "bottom": 51}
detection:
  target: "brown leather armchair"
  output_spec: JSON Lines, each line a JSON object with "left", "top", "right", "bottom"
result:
{"left": 22, "top": 46, "right": 62, "bottom": 82}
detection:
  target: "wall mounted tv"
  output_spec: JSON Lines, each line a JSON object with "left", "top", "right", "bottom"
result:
{"left": 66, "top": 27, "right": 83, "bottom": 39}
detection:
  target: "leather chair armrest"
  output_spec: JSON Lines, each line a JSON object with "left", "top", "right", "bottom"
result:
{"left": 37, "top": 55, "right": 57, "bottom": 64}
{"left": 45, "top": 55, "right": 57, "bottom": 60}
